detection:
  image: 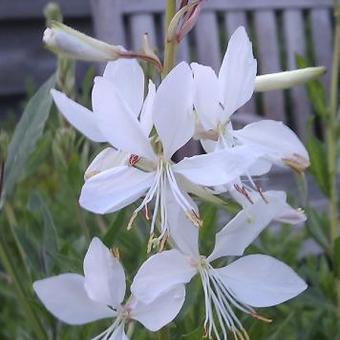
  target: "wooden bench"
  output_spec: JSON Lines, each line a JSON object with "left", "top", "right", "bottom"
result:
{"left": 91, "top": 0, "right": 334, "bottom": 141}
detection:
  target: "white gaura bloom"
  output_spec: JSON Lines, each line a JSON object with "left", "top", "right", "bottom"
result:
{"left": 131, "top": 192, "right": 307, "bottom": 340}
{"left": 51, "top": 59, "right": 271, "bottom": 244}
{"left": 33, "top": 237, "right": 185, "bottom": 340}
{"left": 192, "top": 26, "right": 310, "bottom": 173}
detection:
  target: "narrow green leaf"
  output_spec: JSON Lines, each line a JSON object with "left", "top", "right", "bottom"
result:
{"left": 27, "top": 191, "right": 59, "bottom": 274}
{"left": 102, "top": 210, "right": 127, "bottom": 247}
{"left": 305, "top": 207, "right": 330, "bottom": 253}
{"left": 306, "top": 134, "right": 330, "bottom": 197}
{"left": 296, "top": 55, "right": 327, "bottom": 118}
{"left": 199, "top": 202, "right": 218, "bottom": 256}
{"left": 0, "top": 74, "right": 56, "bottom": 207}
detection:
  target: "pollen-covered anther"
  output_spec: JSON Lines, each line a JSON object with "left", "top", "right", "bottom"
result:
{"left": 232, "top": 328, "right": 250, "bottom": 340}
{"left": 128, "top": 154, "right": 141, "bottom": 167}
{"left": 158, "top": 231, "right": 169, "bottom": 252}
{"left": 282, "top": 154, "right": 310, "bottom": 174}
{"left": 147, "top": 233, "right": 156, "bottom": 253}
{"left": 187, "top": 210, "right": 203, "bottom": 227}
{"left": 127, "top": 212, "right": 138, "bottom": 230}
{"left": 111, "top": 247, "right": 120, "bottom": 260}
{"left": 250, "top": 311, "right": 272, "bottom": 323}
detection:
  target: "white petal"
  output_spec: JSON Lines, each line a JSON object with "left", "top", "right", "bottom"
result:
{"left": 131, "top": 249, "right": 196, "bottom": 304}
{"left": 153, "top": 62, "right": 195, "bottom": 159}
{"left": 33, "top": 274, "right": 113, "bottom": 325}
{"left": 103, "top": 59, "right": 144, "bottom": 116}
{"left": 173, "top": 146, "right": 271, "bottom": 187}
{"left": 140, "top": 80, "right": 156, "bottom": 137}
{"left": 84, "top": 147, "right": 128, "bottom": 180}
{"left": 130, "top": 285, "right": 185, "bottom": 331}
{"left": 108, "top": 324, "right": 129, "bottom": 340}
{"left": 234, "top": 120, "right": 310, "bottom": 168}
{"left": 218, "top": 26, "right": 257, "bottom": 116}
{"left": 200, "top": 138, "right": 218, "bottom": 153}
{"left": 83, "top": 237, "right": 126, "bottom": 307}
{"left": 275, "top": 205, "right": 307, "bottom": 225}
{"left": 216, "top": 254, "right": 307, "bottom": 307}
{"left": 208, "top": 192, "right": 286, "bottom": 262}
{"left": 80, "top": 166, "right": 154, "bottom": 214}
{"left": 191, "top": 63, "right": 223, "bottom": 130}
{"left": 51, "top": 89, "right": 105, "bottom": 142}
{"left": 92, "top": 77, "right": 156, "bottom": 160}
{"left": 166, "top": 187, "right": 199, "bottom": 257}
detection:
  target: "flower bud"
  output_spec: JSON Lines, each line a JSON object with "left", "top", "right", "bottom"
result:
{"left": 43, "top": 21, "right": 124, "bottom": 62}
{"left": 167, "top": 0, "right": 204, "bottom": 43}
{"left": 255, "top": 67, "right": 326, "bottom": 92}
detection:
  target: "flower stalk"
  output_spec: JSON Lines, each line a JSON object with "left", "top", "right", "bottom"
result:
{"left": 162, "top": 0, "right": 177, "bottom": 77}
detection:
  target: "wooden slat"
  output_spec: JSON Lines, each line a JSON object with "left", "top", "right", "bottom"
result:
{"left": 310, "top": 9, "right": 333, "bottom": 92}
{"left": 283, "top": 9, "right": 311, "bottom": 140}
{"left": 121, "top": 0, "right": 332, "bottom": 14}
{"left": 129, "top": 14, "right": 156, "bottom": 50}
{"left": 225, "top": 10, "right": 247, "bottom": 35}
{"left": 90, "top": 0, "right": 125, "bottom": 46}
{"left": 194, "top": 11, "right": 220, "bottom": 71}
{"left": 177, "top": 37, "right": 190, "bottom": 63}
{"left": 0, "top": 0, "right": 332, "bottom": 20}
{"left": 254, "top": 10, "right": 285, "bottom": 121}
{"left": 224, "top": 11, "right": 256, "bottom": 116}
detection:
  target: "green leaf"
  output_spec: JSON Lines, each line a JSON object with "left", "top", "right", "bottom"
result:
{"left": 334, "top": 236, "right": 340, "bottom": 278}
{"left": 102, "top": 209, "right": 127, "bottom": 247}
{"left": 0, "top": 74, "right": 56, "bottom": 207}
{"left": 199, "top": 202, "right": 218, "bottom": 256}
{"left": 306, "top": 133, "right": 330, "bottom": 197}
{"left": 305, "top": 207, "right": 330, "bottom": 253}
{"left": 296, "top": 55, "right": 327, "bottom": 118}
{"left": 27, "top": 191, "right": 59, "bottom": 274}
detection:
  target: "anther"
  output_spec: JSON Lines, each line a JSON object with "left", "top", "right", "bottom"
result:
{"left": 127, "top": 212, "right": 137, "bottom": 230}
{"left": 250, "top": 312, "right": 272, "bottom": 323}
{"left": 158, "top": 231, "right": 169, "bottom": 252}
{"left": 128, "top": 154, "right": 140, "bottom": 167}
{"left": 111, "top": 248, "right": 120, "bottom": 260}
{"left": 147, "top": 233, "right": 155, "bottom": 253}
{"left": 187, "top": 210, "right": 203, "bottom": 227}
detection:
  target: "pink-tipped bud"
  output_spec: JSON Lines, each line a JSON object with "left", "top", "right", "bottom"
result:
{"left": 167, "top": 0, "right": 204, "bottom": 43}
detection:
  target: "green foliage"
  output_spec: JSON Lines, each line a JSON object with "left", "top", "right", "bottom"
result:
{"left": 0, "top": 75, "right": 56, "bottom": 207}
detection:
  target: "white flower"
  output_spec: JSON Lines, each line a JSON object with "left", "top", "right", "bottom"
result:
{"left": 51, "top": 59, "right": 271, "bottom": 244}
{"left": 229, "top": 185, "right": 307, "bottom": 225}
{"left": 192, "top": 26, "right": 310, "bottom": 173}
{"left": 131, "top": 192, "right": 307, "bottom": 340}
{"left": 33, "top": 237, "right": 185, "bottom": 340}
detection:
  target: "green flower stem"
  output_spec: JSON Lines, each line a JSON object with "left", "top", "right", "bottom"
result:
{"left": 158, "top": 3, "right": 177, "bottom": 339}
{"left": 329, "top": 2, "right": 340, "bottom": 317}
{"left": 162, "top": 0, "right": 177, "bottom": 78}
